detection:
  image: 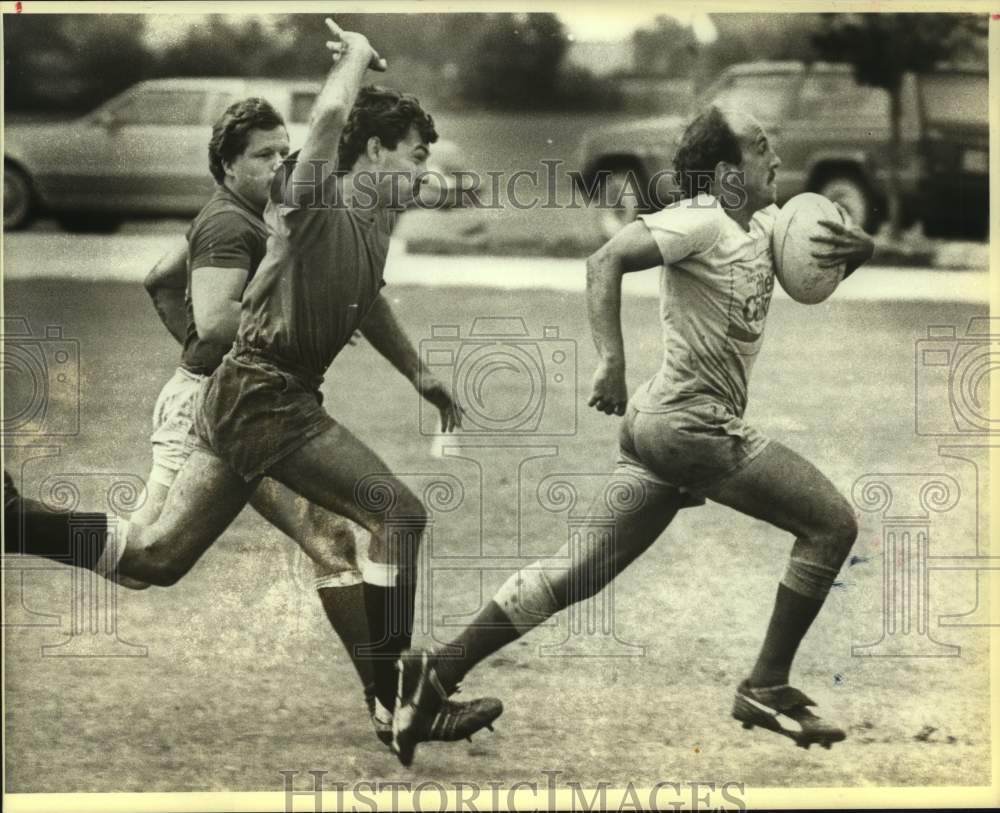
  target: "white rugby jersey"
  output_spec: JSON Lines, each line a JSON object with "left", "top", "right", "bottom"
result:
{"left": 633, "top": 193, "right": 779, "bottom": 417}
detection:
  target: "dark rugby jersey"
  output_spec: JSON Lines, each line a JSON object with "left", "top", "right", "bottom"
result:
{"left": 233, "top": 177, "right": 395, "bottom": 388}
{"left": 180, "top": 185, "right": 267, "bottom": 375}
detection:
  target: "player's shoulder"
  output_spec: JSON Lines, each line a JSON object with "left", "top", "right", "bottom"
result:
{"left": 640, "top": 193, "right": 725, "bottom": 241}
{"left": 190, "top": 191, "right": 262, "bottom": 241}
{"left": 751, "top": 203, "right": 781, "bottom": 232}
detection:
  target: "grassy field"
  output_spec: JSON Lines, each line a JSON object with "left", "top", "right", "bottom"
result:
{"left": 3, "top": 277, "right": 992, "bottom": 795}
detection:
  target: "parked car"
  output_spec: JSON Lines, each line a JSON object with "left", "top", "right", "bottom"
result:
{"left": 4, "top": 77, "right": 465, "bottom": 231}
{"left": 576, "top": 61, "right": 988, "bottom": 238}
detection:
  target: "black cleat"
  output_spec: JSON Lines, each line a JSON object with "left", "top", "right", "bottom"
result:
{"left": 429, "top": 695, "right": 503, "bottom": 743}
{"left": 733, "top": 680, "right": 846, "bottom": 750}
{"left": 369, "top": 677, "right": 504, "bottom": 754}
{"left": 391, "top": 648, "right": 504, "bottom": 766}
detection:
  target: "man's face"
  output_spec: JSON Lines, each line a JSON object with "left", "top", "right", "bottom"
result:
{"left": 371, "top": 126, "right": 430, "bottom": 208}
{"left": 224, "top": 126, "right": 291, "bottom": 209}
{"left": 726, "top": 114, "right": 781, "bottom": 211}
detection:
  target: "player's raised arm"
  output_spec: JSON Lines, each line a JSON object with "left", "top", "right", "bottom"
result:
{"left": 585, "top": 220, "right": 663, "bottom": 416}
{"left": 282, "top": 18, "right": 387, "bottom": 208}
{"left": 144, "top": 239, "right": 189, "bottom": 345}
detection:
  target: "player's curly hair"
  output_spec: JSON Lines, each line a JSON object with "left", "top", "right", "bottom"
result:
{"left": 337, "top": 85, "right": 438, "bottom": 171}
{"left": 672, "top": 105, "right": 743, "bottom": 200}
{"left": 208, "top": 97, "right": 286, "bottom": 184}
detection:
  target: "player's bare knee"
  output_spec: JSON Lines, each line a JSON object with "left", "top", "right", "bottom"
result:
{"left": 802, "top": 502, "right": 857, "bottom": 568}
{"left": 131, "top": 530, "right": 191, "bottom": 586}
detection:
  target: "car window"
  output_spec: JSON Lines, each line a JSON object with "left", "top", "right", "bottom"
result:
{"left": 921, "top": 74, "right": 987, "bottom": 126}
{"left": 709, "top": 75, "right": 795, "bottom": 124}
{"left": 290, "top": 92, "right": 317, "bottom": 124}
{"left": 796, "top": 73, "right": 888, "bottom": 121}
{"left": 112, "top": 90, "right": 207, "bottom": 126}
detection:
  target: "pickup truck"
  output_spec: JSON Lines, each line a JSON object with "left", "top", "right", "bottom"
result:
{"left": 575, "top": 61, "right": 988, "bottom": 238}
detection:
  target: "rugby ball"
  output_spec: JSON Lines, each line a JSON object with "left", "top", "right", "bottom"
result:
{"left": 771, "top": 193, "right": 847, "bottom": 304}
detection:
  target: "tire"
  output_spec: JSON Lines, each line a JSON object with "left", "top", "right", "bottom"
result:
{"left": 595, "top": 165, "right": 648, "bottom": 241}
{"left": 4, "top": 163, "right": 34, "bottom": 231}
{"left": 815, "top": 174, "right": 878, "bottom": 232}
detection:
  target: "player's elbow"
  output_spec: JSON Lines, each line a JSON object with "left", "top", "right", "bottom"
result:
{"left": 143, "top": 269, "right": 162, "bottom": 296}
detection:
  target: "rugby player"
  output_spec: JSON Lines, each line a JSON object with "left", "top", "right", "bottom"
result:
{"left": 5, "top": 15, "right": 503, "bottom": 739}
{"left": 3, "top": 18, "right": 501, "bottom": 746}
{"left": 139, "top": 95, "right": 395, "bottom": 734}
{"left": 391, "top": 104, "right": 874, "bottom": 764}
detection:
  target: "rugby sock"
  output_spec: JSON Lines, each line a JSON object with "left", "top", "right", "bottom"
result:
{"left": 315, "top": 575, "right": 376, "bottom": 689}
{"left": 360, "top": 558, "right": 417, "bottom": 711}
{"left": 4, "top": 491, "right": 111, "bottom": 571}
{"left": 435, "top": 565, "right": 562, "bottom": 692}
{"left": 747, "top": 583, "right": 825, "bottom": 688}
{"left": 434, "top": 600, "right": 520, "bottom": 693}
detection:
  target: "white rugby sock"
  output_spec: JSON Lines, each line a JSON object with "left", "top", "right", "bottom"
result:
{"left": 94, "top": 516, "right": 130, "bottom": 579}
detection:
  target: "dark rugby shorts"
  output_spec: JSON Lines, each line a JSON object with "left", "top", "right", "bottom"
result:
{"left": 194, "top": 350, "right": 335, "bottom": 481}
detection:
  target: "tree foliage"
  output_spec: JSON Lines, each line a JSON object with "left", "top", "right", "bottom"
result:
{"left": 811, "top": 12, "right": 986, "bottom": 91}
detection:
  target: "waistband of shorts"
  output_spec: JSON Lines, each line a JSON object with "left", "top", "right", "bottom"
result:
{"left": 230, "top": 343, "right": 324, "bottom": 391}
{"left": 631, "top": 392, "right": 744, "bottom": 417}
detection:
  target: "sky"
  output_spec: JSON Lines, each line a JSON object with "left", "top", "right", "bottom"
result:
{"left": 142, "top": 11, "right": 718, "bottom": 53}
{"left": 561, "top": 10, "right": 718, "bottom": 43}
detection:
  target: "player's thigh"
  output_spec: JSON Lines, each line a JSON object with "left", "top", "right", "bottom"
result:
{"left": 266, "top": 422, "right": 422, "bottom": 541}
{"left": 129, "top": 479, "right": 171, "bottom": 528}
{"left": 140, "top": 449, "right": 256, "bottom": 562}
{"left": 556, "top": 471, "right": 687, "bottom": 582}
{"left": 701, "top": 439, "right": 856, "bottom": 540}
{"left": 249, "top": 477, "right": 360, "bottom": 570}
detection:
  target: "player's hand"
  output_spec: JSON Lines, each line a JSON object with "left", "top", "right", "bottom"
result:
{"left": 324, "top": 17, "right": 388, "bottom": 72}
{"left": 810, "top": 203, "right": 874, "bottom": 269}
{"left": 418, "top": 374, "right": 464, "bottom": 433}
{"left": 588, "top": 359, "right": 628, "bottom": 416}
{"left": 346, "top": 330, "right": 363, "bottom": 347}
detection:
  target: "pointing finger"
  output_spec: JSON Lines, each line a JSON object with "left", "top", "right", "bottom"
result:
{"left": 325, "top": 17, "right": 344, "bottom": 38}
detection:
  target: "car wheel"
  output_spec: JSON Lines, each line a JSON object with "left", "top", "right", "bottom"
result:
{"left": 56, "top": 213, "right": 122, "bottom": 234}
{"left": 596, "top": 166, "right": 647, "bottom": 241}
{"left": 816, "top": 174, "right": 877, "bottom": 232}
{"left": 4, "top": 164, "right": 34, "bottom": 231}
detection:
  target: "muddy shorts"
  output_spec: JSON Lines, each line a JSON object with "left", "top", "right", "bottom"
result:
{"left": 194, "top": 350, "right": 336, "bottom": 482}
{"left": 615, "top": 396, "right": 771, "bottom": 503}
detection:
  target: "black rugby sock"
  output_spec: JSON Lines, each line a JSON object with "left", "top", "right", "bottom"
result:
{"left": 4, "top": 493, "right": 110, "bottom": 570}
{"left": 317, "top": 582, "right": 376, "bottom": 690}
{"left": 748, "top": 583, "right": 824, "bottom": 688}
{"left": 361, "top": 571, "right": 417, "bottom": 711}
{"left": 435, "top": 601, "right": 520, "bottom": 693}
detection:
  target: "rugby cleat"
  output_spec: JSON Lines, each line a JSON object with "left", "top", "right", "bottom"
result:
{"left": 368, "top": 680, "right": 504, "bottom": 753}
{"left": 732, "top": 680, "right": 846, "bottom": 750}
{"left": 391, "top": 648, "right": 504, "bottom": 766}
{"left": 429, "top": 695, "right": 503, "bottom": 743}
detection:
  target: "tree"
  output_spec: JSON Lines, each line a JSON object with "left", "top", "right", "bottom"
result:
{"left": 811, "top": 12, "right": 986, "bottom": 239}
{"left": 632, "top": 16, "right": 699, "bottom": 78}
{"left": 460, "top": 13, "right": 571, "bottom": 109}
